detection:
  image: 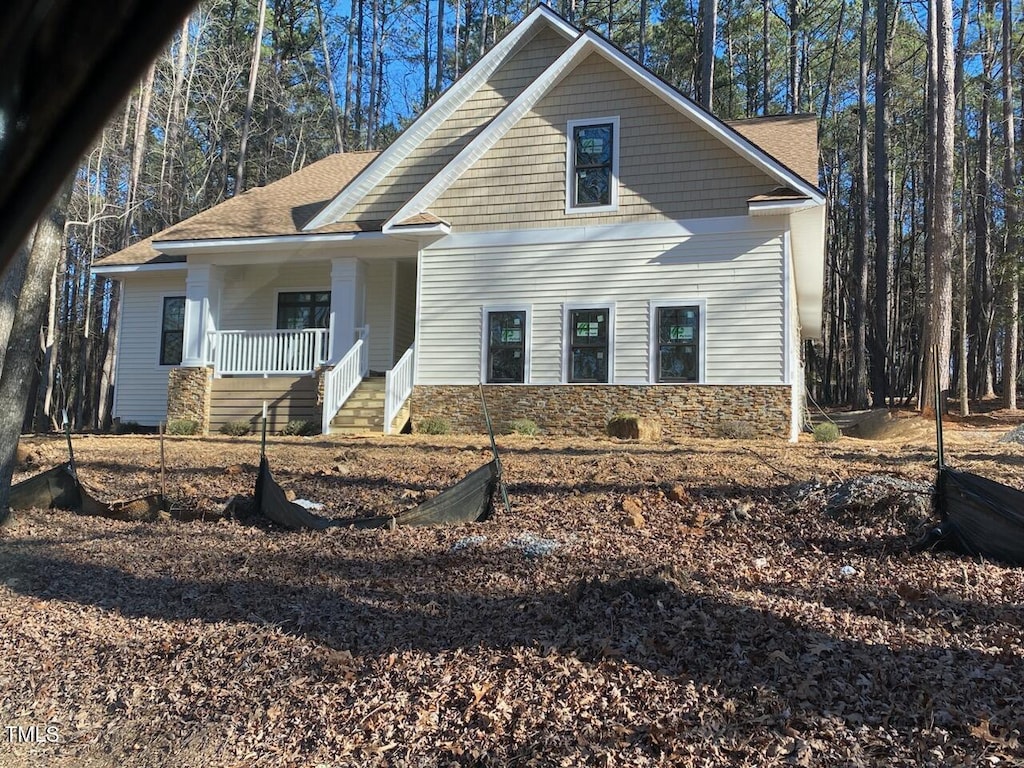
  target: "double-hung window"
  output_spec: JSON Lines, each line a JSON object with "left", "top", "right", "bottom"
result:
{"left": 566, "top": 117, "right": 619, "bottom": 212}
{"left": 159, "top": 296, "right": 186, "bottom": 366}
{"left": 277, "top": 291, "right": 331, "bottom": 330}
{"left": 568, "top": 307, "right": 611, "bottom": 383}
{"left": 653, "top": 304, "right": 702, "bottom": 382}
{"left": 485, "top": 309, "right": 527, "bottom": 383}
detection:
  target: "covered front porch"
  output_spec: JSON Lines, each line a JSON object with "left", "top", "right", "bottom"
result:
{"left": 174, "top": 254, "right": 417, "bottom": 434}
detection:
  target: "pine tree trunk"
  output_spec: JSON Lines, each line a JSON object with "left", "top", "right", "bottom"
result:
{"left": 1001, "top": 0, "right": 1018, "bottom": 409}
{"left": 761, "top": 0, "right": 770, "bottom": 113}
{"left": 435, "top": 0, "right": 445, "bottom": 93}
{"left": 921, "top": 0, "right": 955, "bottom": 416}
{"left": 160, "top": 15, "right": 191, "bottom": 224}
{"left": 97, "top": 281, "right": 120, "bottom": 430}
{"left": 123, "top": 61, "right": 156, "bottom": 244}
{"left": 971, "top": 0, "right": 994, "bottom": 401}
{"left": 367, "top": 0, "right": 380, "bottom": 148}
{"left": 344, "top": 15, "right": 356, "bottom": 149}
{"left": 870, "top": 0, "right": 892, "bottom": 406}
{"left": 34, "top": 252, "right": 62, "bottom": 432}
{"left": 851, "top": 0, "right": 870, "bottom": 409}
{"left": 699, "top": 0, "right": 717, "bottom": 110}
{"left": 316, "top": 0, "right": 344, "bottom": 153}
{"left": 236, "top": 0, "right": 267, "bottom": 194}
{"left": 423, "top": 0, "right": 432, "bottom": 109}
{"left": 0, "top": 187, "right": 71, "bottom": 522}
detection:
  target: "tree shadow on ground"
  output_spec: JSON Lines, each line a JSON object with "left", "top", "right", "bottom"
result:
{"left": 0, "top": 537, "right": 1019, "bottom": 760}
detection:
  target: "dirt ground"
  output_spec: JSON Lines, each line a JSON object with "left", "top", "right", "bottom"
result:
{"left": 0, "top": 411, "right": 1022, "bottom": 767}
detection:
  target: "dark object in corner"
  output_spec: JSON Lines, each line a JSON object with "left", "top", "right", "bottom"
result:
{"left": 254, "top": 456, "right": 498, "bottom": 531}
{"left": 914, "top": 467, "right": 1024, "bottom": 566}
{"left": 912, "top": 349, "right": 1024, "bottom": 565}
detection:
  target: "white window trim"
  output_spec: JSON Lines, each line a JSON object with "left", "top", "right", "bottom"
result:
{"left": 565, "top": 116, "right": 620, "bottom": 214}
{"left": 649, "top": 299, "right": 707, "bottom": 384}
{"left": 480, "top": 305, "right": 532, "bottom": 384}
{"left": 156, "top": 293, "right": 187, "bottom": 369}
{"left": 563, "top": 302, "right": 615, "bottom": 384}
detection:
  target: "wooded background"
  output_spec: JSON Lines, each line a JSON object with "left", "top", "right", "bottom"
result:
{"left": 18, "top": 0, "right": 1021, "bottom": 431}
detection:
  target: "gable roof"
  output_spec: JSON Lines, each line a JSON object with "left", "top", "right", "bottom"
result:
{"left": 380, "top": 30, "right": 824, "bottom": 231}
{"left": 94, "top": 151, "right": 379, "bottom": 268}
{"left": 302, "top": 5, "right": 577, "bottom": 231}
{"left": 96, "top": 4, "right": 825, "bottom": 296}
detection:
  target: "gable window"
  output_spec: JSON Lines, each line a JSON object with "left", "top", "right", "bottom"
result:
{"left": 485, "top": 309, "right": 527, "bottom": 383}
{"left": 277, "top": 291, "right": 331, "bottom": 330}
{"left": 653, "top": 303, "right": 702, "bottom": 383}
{"left": 568, "top": 307, "right": 611, "bottom": 383}
{"left": 159, "top": 296, "right": 186, "bottom": 366}
{"left": 566, "top": 117, "right": 619, "bottom": 212}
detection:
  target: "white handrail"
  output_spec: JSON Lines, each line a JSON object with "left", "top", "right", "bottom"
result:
{"left": 207, "top": 328, "right": 329, "bottom": 376}
{"left": 384, "top": 344, "right": 415, "bottom": 435}
{"left": 321, "top": 325, "right": 369, "bottom": 434}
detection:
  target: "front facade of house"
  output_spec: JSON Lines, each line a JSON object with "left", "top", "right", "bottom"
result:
{"left": 94, "top": 7, "right": 825, "bottom": 441}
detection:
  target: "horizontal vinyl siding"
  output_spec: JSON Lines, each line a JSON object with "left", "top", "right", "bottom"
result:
{"left": 417, "top": 226, "right": 786, "bottom": 385}
{"left": 365, "top": 261, "right": 395, "bottom": 369}
{"left": 114, "top": 273, "right": 186, "bottom": 425}
{"left": 345, "top": 27, "right": 570, "bottom": 227}
{"left": 219, "top": 263, "right": 331, "bottom": 330}
{"left": 434, "top": 53, "right": 780, "bottom": 230}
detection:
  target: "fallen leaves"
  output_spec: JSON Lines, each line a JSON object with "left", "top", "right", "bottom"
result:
{"left": 0, "top": 432, "right": 1022, "bottom": 766}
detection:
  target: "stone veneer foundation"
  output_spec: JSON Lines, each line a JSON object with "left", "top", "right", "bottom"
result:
{"left": 166, "top": 367, "right": 213, "bottom": 433}
{"left": 411, "top": 384, "right": 793, "bottom": 439}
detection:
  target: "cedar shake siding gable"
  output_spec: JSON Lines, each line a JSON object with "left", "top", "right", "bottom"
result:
{"left": 430, "top": 53, "right": 784, "bottom": 230}
{"left": 305, "top": 6, "right": 578, "bottom": 231}
{"left": 343, "top": 25, "right": 572, "bottom": 228}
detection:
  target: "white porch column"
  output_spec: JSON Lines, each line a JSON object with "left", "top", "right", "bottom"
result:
{"left": 329, "top": 257, "right": 365, "bottom": 361}
{"left": 181, "top": 264, "right": 223, "bottom": 367}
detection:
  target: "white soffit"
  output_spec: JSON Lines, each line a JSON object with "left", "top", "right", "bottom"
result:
{"left": 303, "top": 5, "right": 577, "bottom": 231}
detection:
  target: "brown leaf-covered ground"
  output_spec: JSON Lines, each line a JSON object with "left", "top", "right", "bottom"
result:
{"left": 1, "top": 412, "right": 1023, "bottom": 767}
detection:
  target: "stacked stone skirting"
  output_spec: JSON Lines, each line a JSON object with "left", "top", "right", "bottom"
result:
{"left": 166, "top": 367, "right": 213, "bottom": 433}
{"left": 411, "top": 384, "right": 793, "bottom": 439}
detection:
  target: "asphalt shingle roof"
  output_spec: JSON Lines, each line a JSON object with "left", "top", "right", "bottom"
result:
{"left": 727, "top": 114, "right": 820, "bottom": 189}
{"left": 96, "top": 117, "right": 819, "bottom": 268}
{"left": 96, "top": 151, "right": 379, "bottom": 266}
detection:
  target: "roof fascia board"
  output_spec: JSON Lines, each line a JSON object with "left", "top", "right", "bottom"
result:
{"left": 154, "top": 231, "right": 391, "bottom": 254}
{"left": 91, "top": 262, "right": 187, "bottom": 275}
{"left": 386, "top": 31, "right": 824, "bottom": 227}
{"left": 387, "top": 222, "right": 451, "bottom": 236}
{"left": 748, "top": 199, "right": 818, "bottom": 215}
{"left": 303, "top": 6, "right": 577, "bottom": 231}
{"left": 384, "top": 34, "right": 596, "bottom": 230}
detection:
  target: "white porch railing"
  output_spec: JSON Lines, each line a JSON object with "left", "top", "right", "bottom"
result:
{"left": 384, "top": 344, "right": 415, "bottom": 435}
{"left": 321, "top": 325, "right": 370, "bottom": 434}
{"left": 207, "top": 328, "right": 329, "bottom": 376}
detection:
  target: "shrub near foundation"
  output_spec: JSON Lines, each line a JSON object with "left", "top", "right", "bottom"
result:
{"left": 813, "top": 422, "right": 842, "bottom": 442}
{"left": 506, "top": 418, "right": 540, "bottom": 436}
{"left": 417, "top": 416, "right": 450, "bottom": 435}
{"left": 166, "top": 418, "right": 200, "bottom": 436}
{"left": 220, "top": 420, "right": 252, "bottom": 437}
{"left": 282, "top": 420, "right": 317, "bottom": 437}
